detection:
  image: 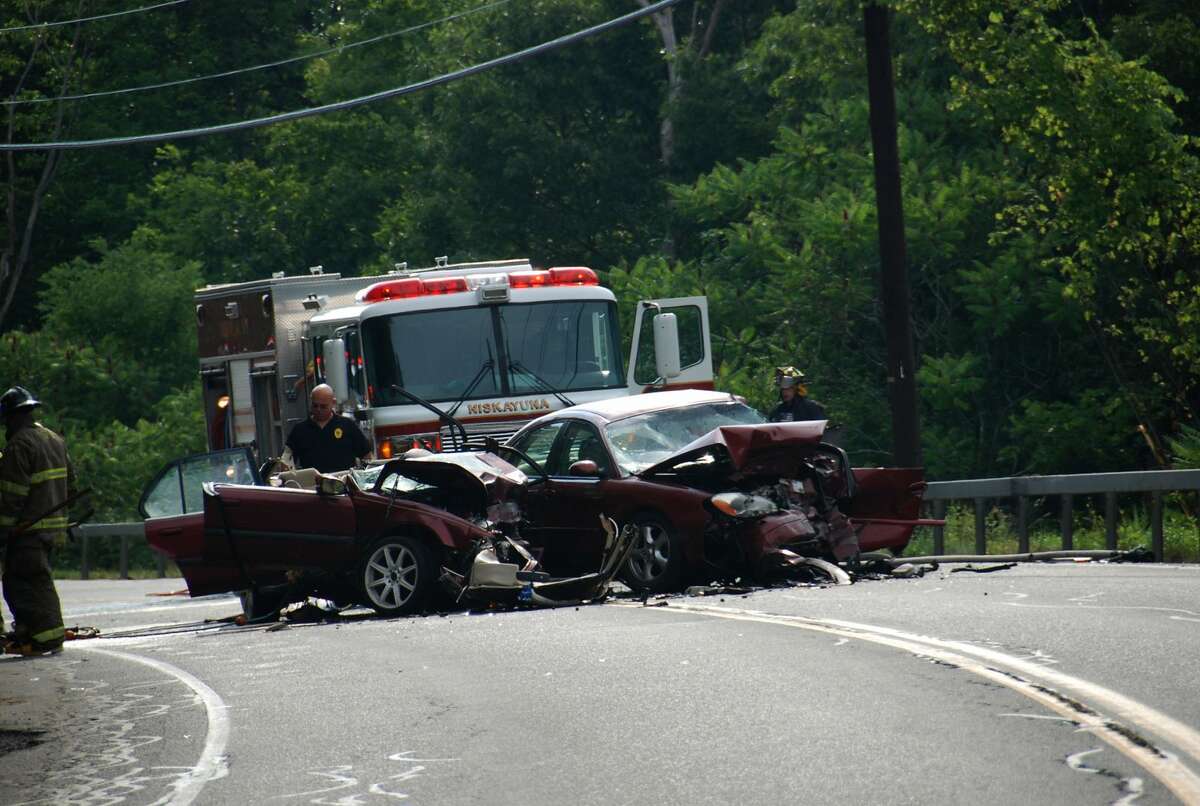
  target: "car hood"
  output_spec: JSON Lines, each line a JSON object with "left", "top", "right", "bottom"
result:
{"left": 384, "top": 451, "right": 527, "bottom": 509}
{"left": 638, "top": 421, "right": 827, "bottom": 479}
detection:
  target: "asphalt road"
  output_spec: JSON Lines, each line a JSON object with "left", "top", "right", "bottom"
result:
{"left": 2, "top": 561, "right": 1198, "bottom": 805}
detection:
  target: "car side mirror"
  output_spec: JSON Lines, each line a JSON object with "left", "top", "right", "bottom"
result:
{"left": 568, "top": 460, "right": 601, "bottom": 478}
{"left": 317, "top": 475, "right": 347, "bottom": 496}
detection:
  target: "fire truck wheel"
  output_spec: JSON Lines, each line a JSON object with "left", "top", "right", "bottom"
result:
{"left": 622, "top": 514, "right": 684, "bottom": 593}
{"left": 358, "top": 535, "right": 435, "bottom": 616}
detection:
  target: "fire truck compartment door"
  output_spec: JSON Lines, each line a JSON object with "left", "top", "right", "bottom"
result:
{"left": 230, "top": 359, "right": 257, "bottom": 446}
{"left": 628, "top": 296, "right": 714, "bottom": 392}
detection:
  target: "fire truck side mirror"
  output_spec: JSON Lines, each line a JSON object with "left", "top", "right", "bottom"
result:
{"left": 322, "top": 337, "right": 351, "bottom": 406}
{"left": 652, "top": 312, "right": 682, "bottom": 380}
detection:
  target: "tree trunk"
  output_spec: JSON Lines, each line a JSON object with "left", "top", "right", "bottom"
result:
{"left": 1, "top": 25, "right": 82, "bottom": 330}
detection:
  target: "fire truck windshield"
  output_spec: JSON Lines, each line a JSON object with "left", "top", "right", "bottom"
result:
{"left": 363, "top": 300, "right": 624, "bottom": 405}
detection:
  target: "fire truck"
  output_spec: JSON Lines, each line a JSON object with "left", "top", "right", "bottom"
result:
{"left": 195, "top": 258, "right": 713, "bottom": 462}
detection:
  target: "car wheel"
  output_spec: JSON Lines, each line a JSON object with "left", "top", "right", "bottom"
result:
{"left": 358, "top": 535, "right": 435, "bottom": 616}
{"left": 623, "top": 515, "right": 684, "bottom": 593}
{"left": 239, "top": 586, "right": 285, "bottom": 621}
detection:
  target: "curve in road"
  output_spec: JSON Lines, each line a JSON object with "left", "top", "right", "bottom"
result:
{"left": 74, "top": 644, "right": 230, "bottom": 806}
{"left": 625, "top": 601, "right": 1200, "bottom": 804}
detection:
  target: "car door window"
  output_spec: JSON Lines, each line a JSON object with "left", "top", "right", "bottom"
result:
{"left": 548, "top": 422, "right": 611, "bottom": 477}
{"left": 507, "top": 421, "right": 566, "bottom": 476}
{"left": 140, "top": 448, "right": 259, "bottom": 518}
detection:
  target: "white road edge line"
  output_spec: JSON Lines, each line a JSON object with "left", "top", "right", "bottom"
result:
{"left": 75, "top": 644, "right": 229, "bottom": 806}
{"left": 65, "top": 598, "right": 239, "bottom": 619}
{"left": 619, "top": 601, "right": 1200, "bottom": 804}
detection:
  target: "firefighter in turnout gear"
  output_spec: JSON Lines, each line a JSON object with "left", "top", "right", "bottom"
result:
{"left": 768, "top": 366, "right": 827, "bottom": 423}
{"left": 0, "top": 386, "right": 75, "bottom": 655}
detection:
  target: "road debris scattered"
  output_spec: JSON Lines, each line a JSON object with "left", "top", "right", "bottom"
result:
{"left": 950, "top": 563, "right": 1019, "bottom": 574}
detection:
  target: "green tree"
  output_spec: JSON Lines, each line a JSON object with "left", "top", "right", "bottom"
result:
{"left": 38, "top": 228, "right": 202, "bottom": 405}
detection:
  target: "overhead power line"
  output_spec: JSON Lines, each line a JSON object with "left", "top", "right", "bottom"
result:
{"left": 2, "top": 0, "right": 515, "bottom": 107}
{"left": 0, "top": 0, "right": 683, "bottom": 151}
{"left": 0, "top": 0, "right": 188, "bottom": 34}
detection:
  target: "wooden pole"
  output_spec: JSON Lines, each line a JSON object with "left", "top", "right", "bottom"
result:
{"left": 864, "top": 2, "right": 922, "bottom": 467}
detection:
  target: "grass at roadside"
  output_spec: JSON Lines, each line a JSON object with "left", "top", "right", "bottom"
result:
{"left": 905, "top": 500, "right": 1200, "bottom": 562}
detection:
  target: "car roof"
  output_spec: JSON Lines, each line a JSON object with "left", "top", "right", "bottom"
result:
{"left": 550, "top": 389, "right": 740, "bottom": 424}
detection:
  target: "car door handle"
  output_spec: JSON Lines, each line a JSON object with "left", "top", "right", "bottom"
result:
{"left": 160, "top": 527, "right": 183, "bottom": 536}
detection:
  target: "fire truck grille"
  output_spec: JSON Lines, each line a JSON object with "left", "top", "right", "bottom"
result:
{"left": 440, "top": 421, "right": 521, "bottom": 450}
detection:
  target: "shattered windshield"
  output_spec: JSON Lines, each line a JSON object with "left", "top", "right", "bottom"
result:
{"left": 604, "top": 402, "right": 765, "bottom": 474}
{"left": 350, "top": 464, "right": 431, "bottom": 494}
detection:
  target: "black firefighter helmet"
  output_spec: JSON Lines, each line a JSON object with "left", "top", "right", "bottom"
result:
{"left": 0, "top": 386, "right": 41, "bottom": 418}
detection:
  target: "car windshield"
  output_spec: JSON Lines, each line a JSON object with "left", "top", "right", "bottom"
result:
{"left": 604, "top": 401, "right": 765, "bottom": 474}
{"left": 349, "top": 464, "right": 431, "bottom": 494}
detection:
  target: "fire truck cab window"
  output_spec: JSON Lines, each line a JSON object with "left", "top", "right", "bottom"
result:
{"left": 502, "top": 301, "right": 624, "bottom": 393}
{"left": 362, "top": 300, "right": 625, "bottom": 404}
{"left": 363, "top": 307, "right": 501, "bottom": 404}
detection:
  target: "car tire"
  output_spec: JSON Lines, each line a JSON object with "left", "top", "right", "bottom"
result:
{"left": 623, "top": 515, "right": 684, "bottom": 593}
{"left": 358, "top": 535, "right": 435, "bottom": 616}
{"left": 239, "top": 586, "right": 286, "bottom": 621}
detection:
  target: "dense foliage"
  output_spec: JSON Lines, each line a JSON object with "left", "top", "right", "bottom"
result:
{"left": 3, "top": 0, "right": 1199, "bottom": 519}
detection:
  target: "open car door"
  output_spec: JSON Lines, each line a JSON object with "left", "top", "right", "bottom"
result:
{"left": 845, "top": 468, "right": 930, "bottom": 554}
{"left": 140, "top": 448, "right": 260, "bottom": 596}
{"left": 627, "top": 297, "right": 714, "bottom": 393}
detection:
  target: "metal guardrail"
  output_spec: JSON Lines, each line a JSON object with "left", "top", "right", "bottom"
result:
{"left": 71, "top": 469, "right": 1200, "bottom": 576}
{"left": 923, "top": 469, "right": 1200, "bottom": 561}
{"left": 70, "top": 522, "right": 158, "bottom": 580}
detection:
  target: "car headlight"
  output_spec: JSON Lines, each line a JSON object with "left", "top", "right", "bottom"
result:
{"left": 709, "top": 492, "right": 778, "bottom": 519}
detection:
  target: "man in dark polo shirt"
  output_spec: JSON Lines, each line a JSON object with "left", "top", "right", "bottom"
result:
{"left": 283, "top": 384, "right": 371, "bottom": 473}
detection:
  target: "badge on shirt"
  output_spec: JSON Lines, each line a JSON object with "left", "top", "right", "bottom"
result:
{"left": 334, "top": 427, "right": 344, "bottom": 439}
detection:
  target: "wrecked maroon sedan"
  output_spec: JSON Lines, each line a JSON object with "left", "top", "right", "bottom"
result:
{"left": 142, "top": 450, "right": 632, "bottom": 618}
{"left": 505, "top": 389, "right": 930, "bottom": 592}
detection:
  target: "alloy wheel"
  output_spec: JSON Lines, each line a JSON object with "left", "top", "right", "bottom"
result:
{"left": 363, "top": 542, "right": 420, "bottom": 610}
{"left": 627, "top": 521, "right": 671, "bottom": 585}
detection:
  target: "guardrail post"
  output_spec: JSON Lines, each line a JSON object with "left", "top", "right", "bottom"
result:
{"left": 1105, "top": 492, "right": 1118, "bottom": 550}
{"left": 119, "top": 535, "right": 129, "bottom": 580}
{"left": 932, "top": 500, "right": 946, "bottom": 555}
{"left": 1060, "top": 494, "right": 1074, "bottom": 550}
{"left": 974, "top": 497, "right": 987, "bottom": 554}
{"left": 80, "top": 533, "right": 90, "bottom": 581}
{"left": 1151, "top": 492, "right": 1164, "bottom": 561}
{"left": 1017, "top": 496, "right": 1029, "bottom": 554}
{"left": 156, "top": 552, "right": 166, "bottom": 578}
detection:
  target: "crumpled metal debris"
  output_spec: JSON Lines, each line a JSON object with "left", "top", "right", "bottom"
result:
{"left": 442, "top": 515, "right": 637, "bottom": 608}
{"left": 684, "top": 584, "right": 754, "bottom": 597}
{"left": 949, "top": 563, "right": 1018, "bottom": 574}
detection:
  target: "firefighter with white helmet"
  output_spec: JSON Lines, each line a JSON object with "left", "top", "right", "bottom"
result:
{"left": 768, "top": 366, "right": 827, "bottom": 423}
{"left": 0, "top": 386, "right": 75, "bottom": 655}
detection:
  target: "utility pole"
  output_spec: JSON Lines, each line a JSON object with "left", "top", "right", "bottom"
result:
{"left": 864, "top": 1, "right": 922, "bottom": 467}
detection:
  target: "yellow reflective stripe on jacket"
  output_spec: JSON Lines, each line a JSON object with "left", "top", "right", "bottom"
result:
{"left": 29, "top": 467, "right": 67, "bottom": 485}
{"left": 28, "top": 515, "right": 69, "bottom": 531}
{"left": 31, "top": 625, "right": 65, "bottom": 644}
{"left": 0, "top": 514, "right": 16, "bottom": 526}
{"left": 0, "top": 479, "right": 28, "bottom": 497}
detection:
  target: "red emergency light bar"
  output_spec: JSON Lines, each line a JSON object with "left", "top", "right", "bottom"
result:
{"left": 361, "top": 266, "right": 598, "bottom": 303}
{"left": 361, "top": 276, "right": 469, "bottom": 302}
{"left": 509, "top": 267, "right": 599, "bottom": 288}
